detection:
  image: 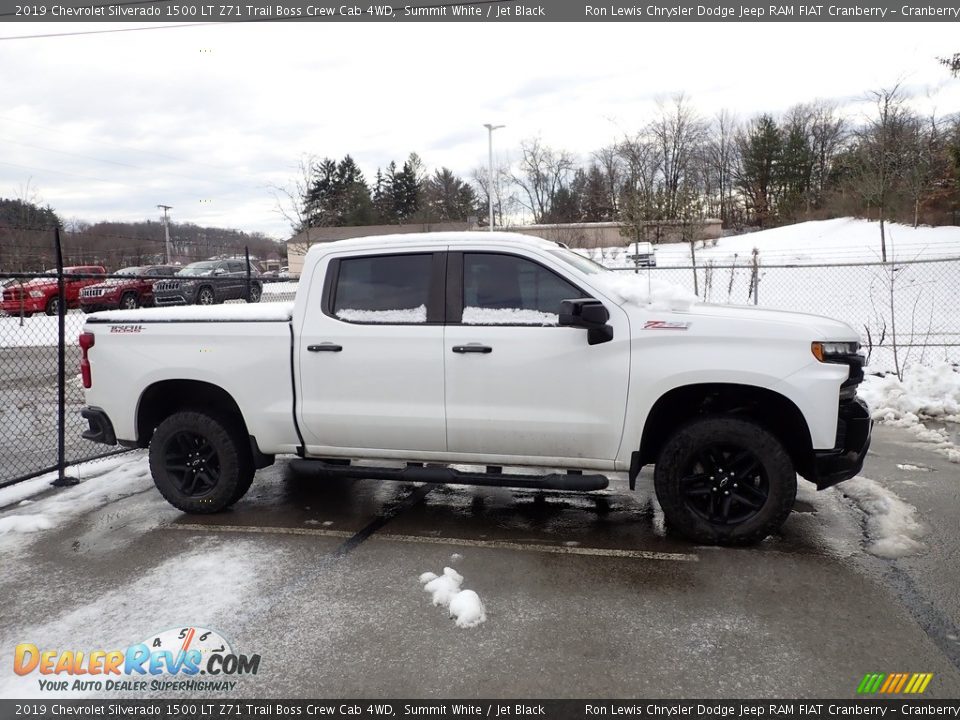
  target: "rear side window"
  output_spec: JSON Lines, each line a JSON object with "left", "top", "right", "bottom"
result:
{"left": 333, "top": 254, "right": 432, "bottom": 324}
{"left": 462, "top": 253, "right": 585, "bottom": 325}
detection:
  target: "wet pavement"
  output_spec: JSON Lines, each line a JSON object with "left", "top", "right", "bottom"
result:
{"left": 1, "top": 425, "right": 959, "bottom": 699}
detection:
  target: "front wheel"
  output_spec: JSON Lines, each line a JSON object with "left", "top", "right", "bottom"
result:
{"left": 45, "top": 297, "right": 59, "bottom": 316}
{"left": 120, "top": 292, "right": 138, "bottom": 310}
{"left": 196, "top": 286, "right": 215, "bottom": 305}
{"left": 148, "top": 410, "right": 254, "bottom": 513}
{"left": 653, "top": 417, "right": 796, "bottom": 546}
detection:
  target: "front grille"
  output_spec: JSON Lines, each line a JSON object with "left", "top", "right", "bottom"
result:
{"left": 81, "top": 287, "right": 105, "bottom": 298}
{"left": 154, "top": 280, "right": 180, "bottom": 292}
{"left": 838, "top": 351, "right": 865, "bottom": 400}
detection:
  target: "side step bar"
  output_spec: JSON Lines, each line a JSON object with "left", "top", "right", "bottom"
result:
{"left": 288, "top": 459, "right": 609, "bottom": 492}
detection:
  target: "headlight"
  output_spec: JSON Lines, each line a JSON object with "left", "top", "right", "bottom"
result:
{"left": 811, "top": 341, "right": 859, "bottom": 362}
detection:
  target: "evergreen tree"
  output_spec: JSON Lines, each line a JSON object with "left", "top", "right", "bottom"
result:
{"left": 736, "top": 115, "right": 782, "bottom": 227}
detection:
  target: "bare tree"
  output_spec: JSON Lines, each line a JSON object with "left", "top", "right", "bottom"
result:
{"left": 472, "top": 162, "right": 512, "bottom": 228}
{"left": 592, "top": 144, "right": 623, "bottom": 217}
{"left": 809, "top": 100, "right": 847, "bottom": 209}
{"left": 855, "top": 84, "right": 911, "bottom": 261}
{"left": 510, "top": 138, "right": 577, "bottom": 223}
{"left": 705, "top": 109, "right": 739, "bottom": 227}
{"left": 648, "top": 94, "right": 708, "bottom": 219}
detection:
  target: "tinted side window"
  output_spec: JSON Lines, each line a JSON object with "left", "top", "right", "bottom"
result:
{"left": 333, "top": 254, "right": 432, "bottom": 324}
{"left": 462, "top": 253, "right": 585, "bottom": 324}
{"left": 226, "top": 261, "right": 245, "bottom": 274}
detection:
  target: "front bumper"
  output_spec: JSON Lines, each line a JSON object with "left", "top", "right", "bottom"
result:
{"left": 811, "top": 397, "right": 872, "bottom": 489}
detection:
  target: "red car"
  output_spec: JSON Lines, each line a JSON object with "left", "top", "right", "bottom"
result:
{"left": 79, "top": 265, "right": 179, "bottom": 312}
{"left": 0, "top": 265, "right": 106, "bottom": 317}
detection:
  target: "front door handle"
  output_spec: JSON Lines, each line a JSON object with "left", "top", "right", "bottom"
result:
{"left": 307, "top": 343, "right": 342, "bottom": 352}
{"left": 452, "top": 345, "right": 492, "bottom": 354}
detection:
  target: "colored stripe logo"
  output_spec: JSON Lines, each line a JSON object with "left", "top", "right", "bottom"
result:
{"left": 857, "top": 673, "right": 933, "bottom": 694}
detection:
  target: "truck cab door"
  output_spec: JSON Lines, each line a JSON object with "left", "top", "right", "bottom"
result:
{"left": 296, "top": 250, "right": 447, "bottom": 455}
{"left": 443, "top": 250, "right": 630, "bottom": 464}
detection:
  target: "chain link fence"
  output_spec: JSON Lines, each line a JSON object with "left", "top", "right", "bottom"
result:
{"left": 618, "top": 255, "right": 960, "bottom": 373}
{"left": 0, "top": 229, "right": 295, "bottom": 488}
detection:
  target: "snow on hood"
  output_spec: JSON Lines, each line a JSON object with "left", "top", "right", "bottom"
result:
{"left": 89, "top": 302, "right": 294, "bottom": 322}
{"left": 592, "top": 273, "right": 698, "bottom": 311}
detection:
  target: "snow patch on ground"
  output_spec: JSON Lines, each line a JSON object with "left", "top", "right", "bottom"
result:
{"left": 840, "top": 477, "right": 926, "bottom": 559}
{"left": 0, "top": 452, "right": 151, "bottom": 546}
{"left": 860, "top": 364, "right": 960, "bottom": 463}
{"left": 861, "top": 364, "right": 960, "bottom": 422}
{"left": 896, "top": 464, "right": 931, "bottom": 472}
{"left": 0, "top": 313, "right": 85, "bottom": 348}
{"left": 593, "top": 273, "right": 698, "bottom": 311}
{"left": 419, "top": 567, "right": 486, "bottom": 629}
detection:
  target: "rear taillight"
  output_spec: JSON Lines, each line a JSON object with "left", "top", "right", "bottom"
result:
{"left": 79, "top": 332, "right": 95, "bottom": 388}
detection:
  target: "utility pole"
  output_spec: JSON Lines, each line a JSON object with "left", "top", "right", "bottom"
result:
{"left": 157, "top": 204, "right": 173, "bottom": 263}
{"left": 483, "top": 123, "right": 504, "bottom": 231}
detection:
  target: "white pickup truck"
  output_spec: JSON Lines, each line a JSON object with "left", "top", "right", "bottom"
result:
{"left": 79, "top": 232, "right": 871, "bottom": 545}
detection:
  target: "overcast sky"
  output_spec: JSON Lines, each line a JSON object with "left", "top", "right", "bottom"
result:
{"left": 1, "top": 21, "right": 958, "bottom": 239}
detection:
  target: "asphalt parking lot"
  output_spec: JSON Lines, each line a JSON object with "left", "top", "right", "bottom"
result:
{"left": 2, "top": 425, "right": 959, "bottom": 699}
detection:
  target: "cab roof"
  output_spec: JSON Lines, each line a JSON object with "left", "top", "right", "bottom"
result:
{"left": 304, "top": 231, "right": 560, "bottom": 259}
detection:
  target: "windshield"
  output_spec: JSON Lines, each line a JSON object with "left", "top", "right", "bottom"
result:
{"left": 547, "top": 248, "right": 609, "bottom": 275}
{"left": 178, "top": 262, "right": 217, "bottom": 276}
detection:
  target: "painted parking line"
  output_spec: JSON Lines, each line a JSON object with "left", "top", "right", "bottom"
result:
{"left": 164, "top": 522, "right": 698, "bottom": 562}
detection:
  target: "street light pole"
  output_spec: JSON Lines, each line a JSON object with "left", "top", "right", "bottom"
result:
{"left": 157, "top": 204, "right": 173, "bottom": 263}
{"left": 483, "top": 123, "right": 504, "bottom": 231}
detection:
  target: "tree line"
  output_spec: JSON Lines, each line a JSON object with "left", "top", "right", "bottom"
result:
{"left": 284, "top": 79, "right": 960, "bottom": 260}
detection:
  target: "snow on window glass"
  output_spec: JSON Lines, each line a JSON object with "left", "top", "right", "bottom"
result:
{"left": 462, "top": 307, "right": 557, "bottom": 326}
{"left": 336, "top": 305, "right": 427, "bottom": 324}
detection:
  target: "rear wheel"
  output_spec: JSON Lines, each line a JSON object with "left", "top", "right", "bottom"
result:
{"left": 148, "top": 410, "right": 254, "bottom": 513}
{"left": 247, "top": 284, "right": 262, "bottom": 303}
{"left": 45, "top": 297, "right": 59, "bottom": 316}
{"left": 653, "top": 417, "right": 796, "bottom": 545}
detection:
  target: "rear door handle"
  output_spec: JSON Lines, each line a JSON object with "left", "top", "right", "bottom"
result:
{"left": 452, "top": 345, "right": 492, "bottom": 354}
{"left": 307, "top": 343, "right": 342, "bottom": 352}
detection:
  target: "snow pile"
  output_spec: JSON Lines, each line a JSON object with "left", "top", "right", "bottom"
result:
{"left": 0, "top": 314, "right": 85, "bottom": 348}
{"left": 593, "top": 273, "right": 697, "bottom": 311}
{"left": 261, "top": 281, "right": 299, "bottom": 298}
{"left": 0, "top": 514, "right": 53, "bottom": 534}
{"left": 0, "top": 453, "right": 152, "bottom": 546}
{"left": 841, "top": 477, "right": 926, "bottom": 559}
{"left": 462, "top": 307, "right": 557, "bottom": 325}
{"left": 860, "top": 364, "right": 960, "bottom": 423}
{"left": 419, "top": 567, "right": 486, "bottom": 629}
{"left": 90, "top": 302, "right": 294, "bottom": 322}
{"left": 336, "top": 305, "right": 426, "bottom": 323}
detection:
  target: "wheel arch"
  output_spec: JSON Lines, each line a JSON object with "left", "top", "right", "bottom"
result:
{"left": 637, "top": 383, "right": 815, "bottom": 480}
{"left": 135, "top": 379, "right": 273, "bottom": 468}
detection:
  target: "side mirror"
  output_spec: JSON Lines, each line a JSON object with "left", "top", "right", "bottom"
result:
{"left": 559, "top": 298, "right": 614, "bottom": 346}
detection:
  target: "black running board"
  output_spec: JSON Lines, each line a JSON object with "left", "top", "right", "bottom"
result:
{"left": 288, "top": 459, "right": 609, "bottom": 492}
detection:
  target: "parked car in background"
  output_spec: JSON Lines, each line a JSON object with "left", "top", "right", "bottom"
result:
{"left": 628, "top": 241, "right": 657, "bottom": 267}
{"left": 79, "top": 265, "right": 179, "bottom": 313}
{"left": 0, "top": 265, "right": 105, "bottom": 317}
{"left": 152, "top": 259, "right": 262, "bottom": 306}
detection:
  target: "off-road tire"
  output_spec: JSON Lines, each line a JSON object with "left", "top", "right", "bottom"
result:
{"left": 654, "top": 416, "right": 796, "bottom": 546}
{"left": 148, "top": 410, "right": 255, "bottom": 513}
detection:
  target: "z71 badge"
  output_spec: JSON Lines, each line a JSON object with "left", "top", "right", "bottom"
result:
{"left": 109, "top": 325, "right": 143, "bottom": 333}
{"left": 643, "top": 320, "right": 691, "bottom": 330}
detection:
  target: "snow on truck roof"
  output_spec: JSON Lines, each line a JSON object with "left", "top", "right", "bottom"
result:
{"left": 305, "top": 231, "right": 560, "bottom": 257}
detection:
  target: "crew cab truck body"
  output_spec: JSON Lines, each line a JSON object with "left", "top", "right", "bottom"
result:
{"left": 80, "top": 232, "right": 871, "bottom": 544}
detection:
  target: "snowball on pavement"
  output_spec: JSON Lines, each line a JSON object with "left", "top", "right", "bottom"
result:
{"left": 419, "top": 566, "right": 486, "bottom": 629}
{"left": 449, "top": 589, "right": 486, "bottom": 629}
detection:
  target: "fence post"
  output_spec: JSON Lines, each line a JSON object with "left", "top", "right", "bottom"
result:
{"left": 245, "top": 246, "right": 251, "bottom": 302}
{"left": 51, "top": 227, "right": 76, "bottom": 487}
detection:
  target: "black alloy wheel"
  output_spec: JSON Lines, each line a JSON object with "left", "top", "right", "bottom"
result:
{"left": 163, "top": 430, "right": 222, "bottom": 497}
{"left": 678, "top": 443, "right": 770, "bottom": 525}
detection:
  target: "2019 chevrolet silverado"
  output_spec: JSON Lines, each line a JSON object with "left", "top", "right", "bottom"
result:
{"left": 79, "top": 233, "right": 871, "bottom": 545}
